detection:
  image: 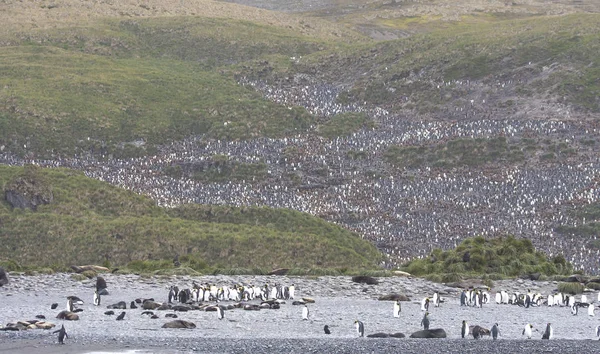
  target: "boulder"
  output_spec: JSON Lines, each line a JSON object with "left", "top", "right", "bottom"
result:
{"left": 0, "top": 267, "right": 8, "bottom": 287}
{"left": 162, "top": 320, "right": 196, "bottom": 329}
{"left": 378, "top": 294, "right": 411, "bottom": 302}
{"left": 351, "top": 276, "right": 379, "bottom": 285}
{"left": 4, "top": 174, "right": 53, "bottom": 211}
{"left": 409, "top": 328, "right": 447, "bottom": 339}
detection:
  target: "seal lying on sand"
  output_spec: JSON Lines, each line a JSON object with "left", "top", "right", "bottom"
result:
{"left": 410, "top": 328, "right": 447, "bottom": 338}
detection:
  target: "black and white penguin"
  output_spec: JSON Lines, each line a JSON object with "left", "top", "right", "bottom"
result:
{"left": 53, "top": 324, "right": 68, "bottom": 344}
{"left": 433, "top": 292, "right": 440, "bottom": 307}
{"left": 491, "top": 323, "right": 499, "bottom": 340}
{"left": 421, "top": 297, "right": 430, "bottom": 311}
{"left": 588, "top": 304, "right": 595, "bottom": 317}
{"left": 571, "top": 304, "right": 578, "bottom": 315}
{"left": 66, "top": 298, "right": 74, "bottom": 312}
{"left": 393, "top": 300, "right": 401, "bottom": 318}
{"left": 541, "top": 323, "right": 553, "bottom": 340}
{"left": 116, "top": 311, "right": 126, "bottom": 321}
{"left": 289, "top": 284, "right": 295, "bottom": 300}
{"left": 168, "top": 286, "right": 178, "bottom": 304}
{"left": 354, "top": 320, "right": 364, "bottom": 337}
{"left": 421, "top": 312, "right": 430, "bottom": 330}
{"left": 522, "top": 324, "right": 533, "bottom": 339}
{"left": 93, "top": 289, "right": 101, "bottom": 306}
{"left": 596, "top": 325, "right": 600, "bottom": 340}
{"left": 460, "top": 290, "right": 467, "bottom": 306}
{"left": 302, "top": 305, "right": 309, "bottom": 320}
{"left": 217, "top": 306, "right": 224, "bottom": 320}
{"left": 324, "top": 325, "right": 331, "bottom": 335}
{"left": 461, "top": 320, "right": 468, "bottom": 338}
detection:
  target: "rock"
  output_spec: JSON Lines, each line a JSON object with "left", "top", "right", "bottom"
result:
{"left": 268, "top": 268, "right": 289, "bottom": 276}
{"left": 162, "top": 320, "right": 196, "bottom": 329}
{"left": 0, "top": 267, "right": 9, "bottom": 287}
{"left": 409, "top": 329, "right": 447, "bottom": 338}
{"left": 378, "top": 294, "right": 411, "bottom": 301}
{"left": 351, "top": 276, "right": 379, "bottom": 285}
{"left": 4, "top": 170, "right": 53, "bottom": 211}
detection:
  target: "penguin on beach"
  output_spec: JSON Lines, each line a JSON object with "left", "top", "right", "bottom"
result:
{"left": 354, "top": 320, "right": 364, "bottom": 337}
{"left": 433, "top": 292, "right": 440, "bottom": 307}
{"left": 66, "top": 298, "right": 74, "bottom": 312}
{"left": 588, "top": 304, "right": 595, "bottom": 316}
{"left": 523, "top": 324, "right": 533, "bottom": 339}
{"left": 393, "top": 300, "right": 401, "bottom": 318}
{"left": 421, "top": 297, "right": 430, "bottom": 311}
{"left": 217, "top": 306, "right": 225, "bottom": 320}
{"left": 421, "top": 312, "right": 430, "bottom": 330}
{"left": 302, "top": 305, "right": 309, "bottom": 320}
{"left": 596, "top": 325, "right": 600, "bottom": 340}
{"left": 93, "top": 289, "right": 100, "bottom": 306}
{"left": 491, "top": 323, "right": 499, "bottom": 340}
{"left": 541, "top": 323, "right": 553, "bottom": 340}
{"left": 461, "top": 320, "right": 468, "bottom": 338}
{"left": 53, "top": 324, "right": 68, "bottom": 344}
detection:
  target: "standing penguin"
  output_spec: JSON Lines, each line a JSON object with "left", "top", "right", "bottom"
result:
{"left": 571, "top": 304, "right": 578, "bottom": 315}
{"left": 491, "top": 323, "right": 500, "bottom": 340}
{"left": 66, "top": 298, "right": 74, "bottom": 312}
{"left": 541, "top": 323, "right": 553, "bottom": 340}
{"left": 53, "top": 324, "right": 68, "bottom": 344}
{"left": 460, "top": 290, "right": 467, "bottom": 306}
{"left": 433, "top": 292, "right": 440, "bottom": 307}
{"left": 324, "top": 325, "right": 331, "bottom": 335}
{"left": 596, "top": 325, "right": 600, "bottom": 340}
{"left": 93, "top": 289, "right": 101, "bottom": 306}
{"left": 393, "top": 300, "right": 401, "bottom": 318}
{"left": 421, "top": 312, "right": 430, "bottom": 330}
{"left": 288, "top": 284, "right": 295, "bottom": 300}
{"left": 461, "top": 320, "right": 468, "bottom": 338}
{"left": 421, "top": 297, "right": 430, "bottom": 311}
{"left": 217, "top": 306, "right": 224, "bottom": 320}
{"left": 302, "top": 305, "right": 309, "bottom": 320}
{"left": 588, "top": 304, "right": 595, "bottom": 317}
{"left": 523, "top": 324, "right": 533, "bottom": 339}
{"left": 354, "top": 320, "right": 364, "bottom": 337}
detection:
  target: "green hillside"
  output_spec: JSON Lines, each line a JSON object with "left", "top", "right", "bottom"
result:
{"left": 0, "top": 165, "right": 383, "bottom": 272}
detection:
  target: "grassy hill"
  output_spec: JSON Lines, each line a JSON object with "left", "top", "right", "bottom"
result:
{"left": 0, "top": 165, "right": 383, "bottom": 272}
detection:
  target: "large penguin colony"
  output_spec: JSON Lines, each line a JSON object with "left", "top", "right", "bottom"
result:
{"left": 2, "top": 79, "right": 600, "bottom": 273}
{"left": 2, "top": 275, "right": 600, "bottom": 345}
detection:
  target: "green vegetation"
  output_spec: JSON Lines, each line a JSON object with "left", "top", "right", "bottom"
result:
{"left": 401, "top": 235, "right": 573, "bottom": 281}
{"left": 383, "top": 136, "right": 579, "bottom": 169}
{"left": 557, "top": 282, "right": 584, "bottom": 295}
{"left": 317, "top": 112, "right": 375, "bottom": 138}
{"left": 164, "top": 155, "right": 267, "bottom": 183}
{"left": 0, "top": 165, "right": 383, "bottom": 272}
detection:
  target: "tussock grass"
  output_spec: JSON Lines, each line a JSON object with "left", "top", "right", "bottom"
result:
{"left": 557, "top": 282, "right": 584, "bottom": 295}
{"left": 402, "top": 235, "right": 573, "bottom": 279}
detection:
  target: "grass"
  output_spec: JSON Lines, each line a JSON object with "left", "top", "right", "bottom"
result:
{"left": 383, "top": 136, "right": 579, "bottom": 169}
{"left": 401, "top": 235, "right": 573, "bottom": 281}
{"left": 557, "top": 282, "right": 584, "bottom": 295}
{"left": 0, "top": 165, "right": 383, "bottom": 271}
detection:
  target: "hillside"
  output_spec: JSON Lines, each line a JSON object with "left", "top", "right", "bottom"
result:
{"left": 0, "top": 165, "right": 382, "bottom": 271}
{"left": 1, "top": 1, "right": 600, "bottom": 274}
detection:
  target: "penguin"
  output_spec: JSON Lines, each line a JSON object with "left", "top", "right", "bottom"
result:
{"left": 116, "top": 311, "right": 126, "bottom": 321}
{"left": 393, "top": 300, "right": 401, "bottom": 318}
{"left": 588, "top": 304, "right": 595, "bottom": 317}
{"left": 421, "top": 297, "right": 430, "bottom": 311}
{"left": 289, "top": 284, "right": 295, "bottom": 300}
{"left": 66, "top": 298, "right": 74, "bottom": 312}
{"left": 421, "top": 312, "right": 430, "bottom": 330}
{"left": 354, "top": 320, "right": 364, "bottom": 337}
{"left": 93, "top": 289, "right": 100, "bottom": 306}
{"left": 547, "top": 294, "right": 554, "bottom": 307}
{"left": 461, "top": 320, "right": 468, "bottom": 339}
{"left": 522, "top": 324, "right": 533, "bottom": 339}
{"left": 460, "top": 290, "right": 467, "bottom": 306}
{"left": 217, "top": 306, "right": 224, "bottom": 320}
{"left": 571, "top": 304, "right": 578, "bottom": 315}
{"left": 324, "top": 325, "right": 331, "bottom": 335}
{"left": 596, "top": 325, "right": 600, "bottom": 340}
{"left": 491, "top": 323, "right": 499, "bottom": 340}
{"left": 582, "top": 294, "right": 588, "bottom": 303}
{"left": 541, "top": 323, "right": 553, "bottom": 340}
{"left": 500, "top": 290, "right": 508, "bottom": 304}
{"left": 495, "top": 292, "right": 501, "bottom": 304}
{"left": 302, "top": 305, "right": 309, "bottom": 320}
{"left": 433, "top": 292, "right": 440, "bottom": 307}
{"left": 53, "top": 324, "right": 68, "bottom": 344}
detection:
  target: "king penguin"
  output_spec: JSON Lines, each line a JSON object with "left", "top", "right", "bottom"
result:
{"left": 93, "top": 289, "right": 100, "bottom": 306}
{"left": 217, "top": 306, "right": 224, "bottom": 320}
{"left": 589, "top": 304, "right": 595, "bottom": 317}
{"left": 596, "top": 325, "right": 600, "bottom": 340}
{"left": 355, "top": 320, "right": 364, "bottom": 337}
{"left": 491, "top": 323, "right": 499, "bottom": 340}
{"left": 421, "top": 297, "right": 430, "bottom": 311}
{"left": 522, "top": 324, "right": 533, "bottom": 339}
{"left": 393, "top": 300, "right": 401, "bottom": 318}
{"left": 302, "top": 305, "right": 309, "bottom": 320}
{"left": 66, "top": 298, "right": 74, "bottom": 312}
{"left": 53, "top": 324, "right": 68, "bottom": 344}
{"left": 421, "top": 312, "right": 430, "bottom": 330}
{"left": 433, "top": 292, "right": 440, "bottom": 307}
{"left": 541, "top": 323, "right": 553, "bottom": 340}
{"left": 461, "top": 320, "right": 468, "bottom": 338}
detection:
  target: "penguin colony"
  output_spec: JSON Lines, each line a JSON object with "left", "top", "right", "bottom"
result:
{"left": 21, "top": 277, "right": 600, "bottom": 345}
